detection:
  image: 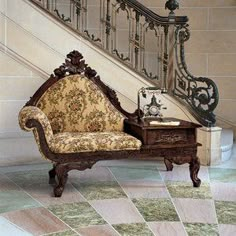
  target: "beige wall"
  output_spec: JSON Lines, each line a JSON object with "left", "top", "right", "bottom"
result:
{"left": 0, "top": 52, "right": 46, "bottom": 165}
{"left": 139, "top": 0, "right": 236, "bottom": 129}
{"left": 0, "top": 52, "right": 44, "bottom": 137}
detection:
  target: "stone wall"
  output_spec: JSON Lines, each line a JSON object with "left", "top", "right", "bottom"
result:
{"left": 0, "top": 52, "right": 44, "bottom": 137}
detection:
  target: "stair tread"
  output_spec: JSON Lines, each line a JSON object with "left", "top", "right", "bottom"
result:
{"left": 221, "top": 129, "right": 234, "bottom": 151}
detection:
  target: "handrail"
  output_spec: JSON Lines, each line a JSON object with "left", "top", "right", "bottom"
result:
{"left": 173, "top": 24, "right": 219, "bottom": 127}
{"left": 120, "top": 0, "right": 188, "bottom": 24}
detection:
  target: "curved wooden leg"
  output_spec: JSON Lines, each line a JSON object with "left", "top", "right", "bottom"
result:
{"left": 53, "top": 160, "right": 98, "bottom": 197}
{"left": 48, "top": 164, "right": 56, "bottom": 184}
{"left": 54, "top": 164, "right": 69, "bottom": 197}
{"left": 189, "top": 157, "right": 201, "bottom": 187}
{"left": 164, "top": 158, "right": 173, "bottom": 171}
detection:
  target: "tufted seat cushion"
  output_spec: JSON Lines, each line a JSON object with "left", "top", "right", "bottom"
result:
{"left": 49, "top": 131, "right": 142, "bottom": 153}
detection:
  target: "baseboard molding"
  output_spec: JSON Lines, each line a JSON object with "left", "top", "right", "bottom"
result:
{"left": 0, "top": 136, "right": 45, "bottom": 166}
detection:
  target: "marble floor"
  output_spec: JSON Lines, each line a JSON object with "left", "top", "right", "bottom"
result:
{"left": 0, "top": 147, "right": 236, "bottom": 236}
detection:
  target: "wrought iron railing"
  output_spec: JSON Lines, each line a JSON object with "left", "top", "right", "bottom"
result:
{"left": 173, "top": 24, "right": 219, "bottom": 126}
{"left": 29, "top": 0, "right": 218, "bottom": 126}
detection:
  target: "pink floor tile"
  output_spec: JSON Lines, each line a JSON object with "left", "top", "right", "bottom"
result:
{"left": 119, "top": 180, "right": 169, "bottom": 199}
{"left": 211, "top": 183, "right": 236, "bottom": 201}
{"left": 148, "top": 222, "right": 187, "bottom": 236}
{"left": 173, "top": 198, "right": 217, "bottom": 224}
{"left": 219, "top": 224, "right": 236, "bottom": 236}
{"left": 2, "top": 207, "right": 69, "bottom": 235}
{"left": 77, "top": 224, "right": 119, "bottom": 236}
{"left": 90, "top": 199, "right": 144, "bottom": 225}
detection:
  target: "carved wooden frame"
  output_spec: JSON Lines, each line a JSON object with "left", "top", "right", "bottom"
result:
{"left": 24, "top": 50, "right": 201, "bottom": 197}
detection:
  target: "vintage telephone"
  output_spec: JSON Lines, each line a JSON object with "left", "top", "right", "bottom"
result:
{"left": 137, "top": 87, "right": 167, "bottom": 120}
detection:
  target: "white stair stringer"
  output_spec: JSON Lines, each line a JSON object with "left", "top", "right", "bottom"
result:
{"left": 0, "top": 43, "right": 49, "bottom": 80}
{"left": 216, "top": 116, "right": 235, "bottom": 163}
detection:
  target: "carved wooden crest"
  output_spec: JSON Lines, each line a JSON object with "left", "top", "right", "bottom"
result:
{"left": 26, "top": 50, "right": 138, "bottom": 119}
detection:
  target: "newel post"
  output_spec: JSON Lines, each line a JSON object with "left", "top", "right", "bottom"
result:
{"left": 165, "top": 0, "right": 179, "bottom": 92}
{"left": 165, "top": 0, "right": 179, "bottom": 17}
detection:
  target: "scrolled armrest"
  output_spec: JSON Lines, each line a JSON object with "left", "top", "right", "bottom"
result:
{"left": 19, "top": 106, "right": 53, "bottom": 144}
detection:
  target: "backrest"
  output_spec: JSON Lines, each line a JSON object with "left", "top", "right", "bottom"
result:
{"left": 36, "top": 74, "right": 125, "bottom": 133}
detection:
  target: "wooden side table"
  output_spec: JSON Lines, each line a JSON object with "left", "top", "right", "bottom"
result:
{"left": 124, "top": 118, "right": 202, "bottom": 187}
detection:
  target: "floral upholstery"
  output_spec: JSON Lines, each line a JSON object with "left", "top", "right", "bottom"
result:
{"left": 19, "top": 106, "right": 53, "bottom": 144}
{"left": 18, "top": 74, "right": 142, "bottom": 157}
{"left": 19, "top": 106, "right": 54, "bottom": 159}
{"left": 36, "top": 75, "right": 125, "bottom": 133}
{"left": 49, "top": 132, "right": 142, "bottom": 153}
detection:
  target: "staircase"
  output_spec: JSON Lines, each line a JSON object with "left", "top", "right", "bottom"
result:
{"left": 221, "top": 129, "right": 234, "bottom": 163}
{"left": 0, "top": 0, "right": 234, "bottom": 166}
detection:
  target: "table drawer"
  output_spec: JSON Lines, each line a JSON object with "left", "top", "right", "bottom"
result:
{"left": 146, "top": 129, "right": 188, "bottom": 145}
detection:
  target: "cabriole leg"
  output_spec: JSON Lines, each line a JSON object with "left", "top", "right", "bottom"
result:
{"left": 189, "top": 157, "right": 201, "bottom": 187}
{"left": 164, "top": 158, "right": 174, "bottom": 171}
{"left": 52, "top": 160, "right": 98, "bottom": 197}
{"left": 48, "top": 164, "right": 56, "bottom": 184}
{"left": 54, "top": 164, "right": 69, "bottom": 197}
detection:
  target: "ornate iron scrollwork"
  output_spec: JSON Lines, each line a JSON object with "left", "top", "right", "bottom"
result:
{"left": 113, "top": 49, "right": 130, "bottom": 61}
{"left": 142, "top": 68, "right": 158, "bottom": 80}
{"left": 165, "top": 0, "right": 179, "bottom": 14}
{"left": 173, "top": 24, "right": 219, "bottom": 126}
{"left": 54, "top": 9, "right": 71, "bottom": 22}
{"left": 84, "top": 30, "right": 101, "bottom": 43}
{"left": 74, "top": 0, "right": 82, "bottom": 16}
{"left": 116, "top": 1, "right": 129, "bottom": 17}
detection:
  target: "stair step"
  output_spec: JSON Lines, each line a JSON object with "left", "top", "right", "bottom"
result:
{"left": 221, "top": 128, "right": 234, "bottom": 162}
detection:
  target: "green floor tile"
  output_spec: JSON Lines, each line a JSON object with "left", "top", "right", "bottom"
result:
{"left": 72, "top": 181, "right": 127, "bottom": 200}
{"left": 132, "top": 198, "right": 179, "bottom": 222}
{"left": 209, "top": 168, "right": 236, "bottom": 183}
{"left": 47, "top": 230, "right": 78, "bottom": 236}
{"left": 0, "top": 190, "right": 41, "bottom": 214}
{"left": 113, "top": 223, "right": 154, "bottom": 236}
{"left": 48, "top": 202, "right": 106, "bottom": 228}
{"left": 184, "top": 223, "right": 219, "bottom": 236}
{"left": 110, "top": 167, "right": 161, "bottom": 181}
{"left": 5, "top": 170, "right": 49, "bottom": 186}
{"left": 215, "top": 201, "right": 236, "bottom": 225}
{"left": 166, "top": 182, "right": 212, "bottom": 199}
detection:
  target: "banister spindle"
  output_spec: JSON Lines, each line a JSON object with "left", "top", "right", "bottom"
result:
{"left": 134, "top": 11, "right": 140, "bottom": 70}
{"left": 46, "top": 0, "right": 49, "bottom": 10}
{"left": 163, "top": 25, "right": 169, "bottom": 92}
{"left": 105, "top": 0, "right": 111, "bottom": 50}
{"left": 75, "top": 0, "right": 81, "bottom": 30}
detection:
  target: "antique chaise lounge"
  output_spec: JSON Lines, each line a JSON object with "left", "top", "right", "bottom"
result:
{"left": 19, "top": 50, "right": 201, "bottom": 197}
